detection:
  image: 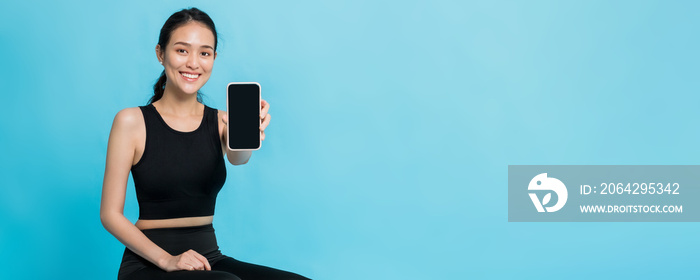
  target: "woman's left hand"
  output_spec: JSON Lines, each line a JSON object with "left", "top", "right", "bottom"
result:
{"left": 260, "top": 99, "right": 271, "bottom": 141}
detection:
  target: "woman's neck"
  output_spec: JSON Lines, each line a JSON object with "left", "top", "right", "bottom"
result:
{"left": 157, "top": 83, "right": 202, "bottom": 116}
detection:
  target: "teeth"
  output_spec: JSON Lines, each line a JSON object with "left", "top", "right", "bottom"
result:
{"left": 181, "top": 72, "right": 199, "bottom": 79}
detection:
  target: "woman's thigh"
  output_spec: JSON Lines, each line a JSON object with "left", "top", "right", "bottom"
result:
{"left": 121, "top": 267, "right": 241, "bottom": 280}
{"left": 212, "top": 256, "right": 311, "bottom": 280}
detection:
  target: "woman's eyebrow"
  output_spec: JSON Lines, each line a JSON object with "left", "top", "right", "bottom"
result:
{"left": 173, "top": 41, "right": 214, "bottom": 50}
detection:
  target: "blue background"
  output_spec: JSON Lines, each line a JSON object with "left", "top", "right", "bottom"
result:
{"left": 1, "top": 0, "right": 699, "bottom": 279}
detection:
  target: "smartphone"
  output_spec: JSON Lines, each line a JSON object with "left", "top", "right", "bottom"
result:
{"left": 227, "top": 82, "right": 261, "bottom": 151}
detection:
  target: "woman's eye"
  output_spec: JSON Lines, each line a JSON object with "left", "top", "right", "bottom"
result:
{"left": 177, "top": 49, "right": 187, "bottom": 54}
{"left": 201, "top": 52, "right": 211, "bottom": 56}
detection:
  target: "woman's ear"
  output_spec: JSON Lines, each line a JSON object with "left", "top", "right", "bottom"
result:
{"left": 155, "top": 45, "right": 165, "bottom": 64}
{"left": 214, "top": 51, "right": 218, "bottom": 60}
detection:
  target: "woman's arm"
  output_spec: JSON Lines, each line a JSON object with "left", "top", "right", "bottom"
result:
{"left": 218, "top": 99, "right": 271, "bottom": 165}
{"left": 100, "top": 108, "right": 210, "bottom": 272}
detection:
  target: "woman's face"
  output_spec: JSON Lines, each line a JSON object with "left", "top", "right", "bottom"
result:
{"left": 157, "top": 21, "right": 217, "bottom": 96}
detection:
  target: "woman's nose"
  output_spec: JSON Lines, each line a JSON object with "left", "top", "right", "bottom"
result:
{"left": 186, "top": 54, "right": 199, "bottom": 69}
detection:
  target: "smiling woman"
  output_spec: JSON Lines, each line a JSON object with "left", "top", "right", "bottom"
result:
{"left": 150, "top": 9, "right": 218, "bottom": 104}
{"left": 154, "top": 22, "right": 216, "bottom": 101}
{"left": 99, "top": 7, "right": 309, "bottom": 280}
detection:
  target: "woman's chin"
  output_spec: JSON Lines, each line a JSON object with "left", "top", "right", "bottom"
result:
{"left": 166, "top": 79, "right": 206, "bottom": 97}
{"left": 183, "top": 82, "right": 208, "bottom": 94}
{"left": 177, "top": 86, "right": 201, "bottom": 96}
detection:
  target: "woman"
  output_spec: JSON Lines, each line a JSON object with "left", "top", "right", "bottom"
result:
{"left": 100, "top": 7, "right": 310, "bottom": 280}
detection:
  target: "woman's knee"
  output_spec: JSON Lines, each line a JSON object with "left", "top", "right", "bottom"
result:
{"left": 207, "top": 271, "right": 241, "bottom": 280}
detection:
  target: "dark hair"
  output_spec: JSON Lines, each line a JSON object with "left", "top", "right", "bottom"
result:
{"left": 149, "top": 7, "right": 218, "bottom": 104}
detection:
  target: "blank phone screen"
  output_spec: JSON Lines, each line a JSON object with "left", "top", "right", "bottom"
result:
{"left": 227, "top": 83, "right": 260, "bottom": 149}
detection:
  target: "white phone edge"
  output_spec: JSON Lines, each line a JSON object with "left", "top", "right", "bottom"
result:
{"left": 226, "top": 82, "right": 261, "bottom": 151}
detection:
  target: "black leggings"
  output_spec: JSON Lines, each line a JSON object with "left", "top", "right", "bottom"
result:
{"left": 118, "top": 224, "right": 310, "bottom": 280}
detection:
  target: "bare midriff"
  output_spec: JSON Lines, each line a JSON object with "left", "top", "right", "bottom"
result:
{"left": 135, "top": 215, "right": 214, "bottom": 230}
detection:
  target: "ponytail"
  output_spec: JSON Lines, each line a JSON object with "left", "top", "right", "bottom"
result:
{"left": 149, "top": 70, "right": 167, "bottom": 104}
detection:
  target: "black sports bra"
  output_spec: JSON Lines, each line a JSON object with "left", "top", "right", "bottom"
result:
{"left": 131, "top": 103, "right": 226, "bottom": 220}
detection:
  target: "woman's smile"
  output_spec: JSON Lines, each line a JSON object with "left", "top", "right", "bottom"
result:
{"left": 180, "top": 71, "right": 201, "bottom": 81}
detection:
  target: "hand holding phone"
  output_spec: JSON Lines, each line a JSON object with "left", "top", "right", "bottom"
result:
{"left": 227, "top": 82, "right": 261, "bottom": 151}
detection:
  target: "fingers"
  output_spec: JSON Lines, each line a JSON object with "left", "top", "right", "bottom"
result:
{"left": 179, "top": 250, "right": 210, "bottom": 271}
{"left": 260, "top": 113, "right": 271, "bottom": 131}
{"left": 191, "top": 250, "right": 212, "bottom": 270}
{"left": 181, "top": 260, "right": 203, "bottom": 271}
{"left": 179, "top": 259, "right": 201, "bottom": 271}
{"left": 260, "top": 99, "right": 269, "bottom": 119}
{"left": 259, "top": 99, "right": 270, "bottom": 141}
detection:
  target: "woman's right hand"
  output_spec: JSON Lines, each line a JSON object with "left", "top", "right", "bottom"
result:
{"left": 161, "top": 249, "right": 212, "bottom": 272}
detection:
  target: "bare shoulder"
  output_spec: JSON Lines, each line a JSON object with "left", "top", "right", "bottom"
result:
{"left": 215, "top": 109, "right": 226, "bottom": 132}
{"left": 216, "top": 109, "right": 226, "bottom": 120}
{"left": 111, "top": 107, "right": 145, "bottom": 134}
{"left": 216, "top": 109, "right": 227, "bottom": 126}
{"left": 215, "top": 110, "right": 226, "bottom": 153}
